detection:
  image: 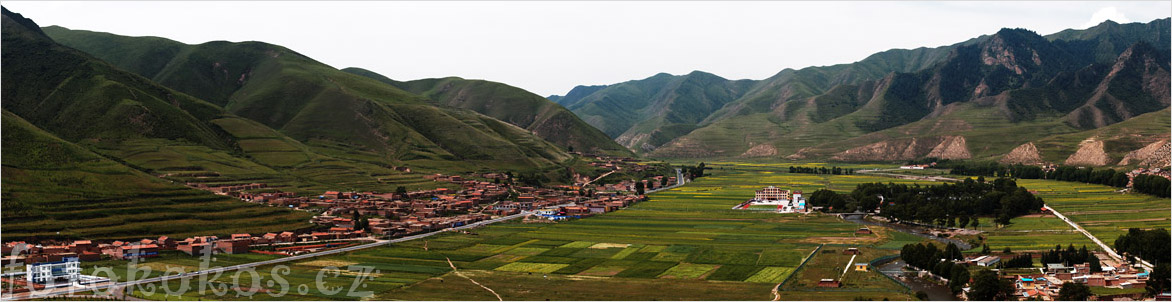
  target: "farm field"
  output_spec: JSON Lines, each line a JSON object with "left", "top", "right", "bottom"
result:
{"left": 974, "top": 215, "right": 1095, "bottom": 252}
{"left": 1015, "top": 179, "right": 1171, "bottom": 247}
{"left": 112, "top": 163, "right": 920, "bottom": 300}
{"left": 782, "top": 246, "right": 903, "bottom": 292}
{"left": 76, "top": 162, "right": 1164, "bottom": 301}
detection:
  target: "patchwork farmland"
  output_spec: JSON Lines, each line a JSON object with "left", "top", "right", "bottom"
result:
{"left": 69, "top": 162, "right": 1167, "bottom": 301}
{"left": 108, "top": 163, "right": 925, "bottom": 300}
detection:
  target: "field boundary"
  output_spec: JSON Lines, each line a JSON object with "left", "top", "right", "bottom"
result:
{"left": 778, "top": 244, "right": 823, "bottom": 289}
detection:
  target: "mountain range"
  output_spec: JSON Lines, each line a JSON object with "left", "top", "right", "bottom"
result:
{"left": 0, "top": 7, "right": 624, "bottom": 239}
{"left": 550, "top": 19, "right": 1171, "bottom": 166}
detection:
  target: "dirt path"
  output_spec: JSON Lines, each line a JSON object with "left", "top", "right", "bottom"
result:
{"left": 771, "top": 283, "right": 781, "bottom": 301}
{"left": 445, "top": 257, "right": 502, "bottom": 301}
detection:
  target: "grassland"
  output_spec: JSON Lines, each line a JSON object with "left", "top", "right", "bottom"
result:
{"left": 1, "top": 111, "right": 312, "bottom": 241}
{"left": 99, "top": 163, "right": 922, "bottom": 300}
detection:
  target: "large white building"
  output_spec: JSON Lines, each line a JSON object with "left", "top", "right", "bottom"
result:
{"left": 749, "top": 186, "right": 807, "bottom": 213}
{"left": 26, "top": 257, "right": 80, "bottom": 284}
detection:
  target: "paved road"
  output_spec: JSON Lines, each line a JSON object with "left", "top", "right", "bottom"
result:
{"left": 9, "top": 209, "right": 546, "bottom": 300}
{"left": 645, "top": 168, "right": 686, "bottom": 194}
{"left": 1044, "top": 205, "right": 1153, "bottom": 270}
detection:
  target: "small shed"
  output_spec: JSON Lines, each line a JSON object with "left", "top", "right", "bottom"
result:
{"left": 855, "top": 227, "right": 873, "bottom": 235}
{"left": 843, "top": 248, "right": 861, "bottom": 255}
{"left": 854, "top": 263, "right": 870, "bottom": 271}
{"left": 817, "top": 279, "right": 841, "bottom": 288}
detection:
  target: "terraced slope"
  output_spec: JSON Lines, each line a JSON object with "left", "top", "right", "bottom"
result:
{"left": 1, "top": 109, "right": 311, "bottom": 240}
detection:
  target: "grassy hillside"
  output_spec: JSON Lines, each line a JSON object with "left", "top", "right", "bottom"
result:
{"left": 1, "top": 110, "right": 312, "bottom": 241}
{"left": 342, "top": 69, "right": 632, "bottom": 156}
{"left": 3, "top": 8, "right": 536, "bottom": 239}
{"left": 648, "top": 21, "right": 1170, "bottom": 163}
{"left": 42, "top": 25, "right": 575, "bottom": 173}
{"left": 553, "top": 71, "right": 756, "bottom": 153}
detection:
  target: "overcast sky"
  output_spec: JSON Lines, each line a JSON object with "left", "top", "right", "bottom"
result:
{"left": 4, "top": 1, "right": 1169, "bottom": 96}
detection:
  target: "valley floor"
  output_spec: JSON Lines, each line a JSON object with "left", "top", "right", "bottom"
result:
{"left": 30, "top": 162, "right": 1169, "bottom": 301}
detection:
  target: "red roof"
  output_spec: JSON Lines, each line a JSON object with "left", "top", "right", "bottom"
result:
{"left": 122, "top": 244, "right": 158, "bottom": 250}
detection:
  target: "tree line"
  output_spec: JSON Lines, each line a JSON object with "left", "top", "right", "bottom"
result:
{"left": 946, "top": 162, "right": 1170, "bottom": 198}
{"left": 809, "top": 178, "right": 1043, "bottom": 225}
{"left": 1133, "top": 174, "right": 1171, "bottom": 197}
{"left": 900, "top": 242, "right": 969, "bottom": 294}
{"left": 1038, "top": 245, "right": 1102, "bottom": 272}
{"left": 787, "top": 166, "right": 855, "bottom": 175}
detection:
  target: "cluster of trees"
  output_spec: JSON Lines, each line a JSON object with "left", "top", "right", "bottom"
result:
{"left": 1115, "top": 228, "right": 1171, "bottom": 297}
{"left": 832, "top": 178, "right": 1042, "bottom": 226}
{"left": 1057, "top": 282, "right": 1093, "bottom": 301}
{"left": 787, "top": 166, "right": 855, "bottom": 175}
{"left": 1133, "top": 174, "right": 1171, "bottom": 197}
{"left": 515, "top": 171, "right": 548, "bottom": 187}
{"left": 807, "top": 189, "right": 849, "bottom": 212}
{"left": 634, "top": 182, "right": 645, "bottom": 195}
{"left": 1040, "top": 245, "right": 1102, "bottom": 272}
{"left": 682, "top": 162, "right": 707, "bottom": 180}
{"left": 947, "top": 162, "right": 1170, "bottom": 198}
{"left": 900, "top": 243, "right": 969, "bottom": 293}
{"left": 1002, "top": 253, "right": 1034, "bottom": 268}
{"left": 969, "top": 269, "right": 1015, "bottom": 300}
{"left": 350, "top": 211, "right": 370, "bottom": 232}
{"left": 1115, "top": 228, "right": 1171, "bottom": 264}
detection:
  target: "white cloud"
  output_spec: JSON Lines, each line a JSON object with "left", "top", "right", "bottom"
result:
{"left": 1083, "top": 7, "right": 1132, "bottom": 28}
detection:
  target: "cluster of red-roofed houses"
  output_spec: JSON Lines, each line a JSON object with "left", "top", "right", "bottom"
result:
{"left": 1000, "top": 260, "right": 1153, "bottom": 301}
{"left": 4, "top": 159, "right": 674, "bottom": 267}
{"left": 0, "top": 228, "right": 378, "bottom": 266}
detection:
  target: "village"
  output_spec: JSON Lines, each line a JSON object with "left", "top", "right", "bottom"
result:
{"left": 0, "top": 156, "right": 682, "bottom": 287}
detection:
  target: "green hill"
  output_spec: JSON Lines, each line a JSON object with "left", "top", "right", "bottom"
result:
{"left": 552, "top": 18, "right": 1170, "bottom": 165}
{"left": 0, "top": 107, "right": 312, "bottom": 241}
{"left": 4, "top": 7, "right": 576, "bottom": 240}
{"left": 42, "top": 25, "right": 574, "bottom": 171}
{"left": 341, "top": 69, "right": 631, "bottom": 156}
{"left": 548, "top": 71, "right": 755, "bottom": 153}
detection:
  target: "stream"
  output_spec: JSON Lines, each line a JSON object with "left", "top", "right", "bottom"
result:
{"left": 876, "top": 259, "right": 959, "bottom": 301}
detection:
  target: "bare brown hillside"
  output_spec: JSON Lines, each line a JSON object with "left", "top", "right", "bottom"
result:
{"left": 1064, "top": 138, "right": 1111, "bottom": 166}
{"left": 1118, "top": 139, "right": 1171, "bottom": 167}
{"left": 1000, "top": 142, "right": 1044, "bottom": 165}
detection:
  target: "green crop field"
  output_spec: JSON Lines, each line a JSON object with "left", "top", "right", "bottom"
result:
{"left": 1016, "top": 179, "right": 1171, "bottom": 247}
{"left": 83, "top": 162, "right": 1162, "bottom": 301}
{"left": 100, "top": 162, "right": 921, "bottom": 300}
